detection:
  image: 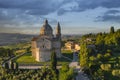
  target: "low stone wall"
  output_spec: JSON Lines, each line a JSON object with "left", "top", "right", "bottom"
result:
{"left": 19, "top": 65, "right": 62, "bottom": 69}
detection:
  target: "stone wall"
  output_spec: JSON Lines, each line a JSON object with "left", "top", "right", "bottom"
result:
{"left": 39, "top": 50, "right": 52, "bottom": 61}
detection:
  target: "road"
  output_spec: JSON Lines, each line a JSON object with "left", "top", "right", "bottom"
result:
{"left": 19, "top": 65, "right": 62, "bottom": 69}
{"left": 69, "top": 51, "right": 90, "bottom": 80}
{"left": 2, "top": 53, "right": 25, "bottom": 67}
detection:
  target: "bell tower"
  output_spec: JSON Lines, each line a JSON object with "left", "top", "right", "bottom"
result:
{"left": 56, "top": 22, "right": 61, "bottom": 39}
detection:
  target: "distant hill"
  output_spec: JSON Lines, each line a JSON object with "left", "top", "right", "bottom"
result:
{"left": 0, "top": 33, "right": 82, "bottom": 46}
{"left": 0, "top": 33, "right": 36, "bottom": 46}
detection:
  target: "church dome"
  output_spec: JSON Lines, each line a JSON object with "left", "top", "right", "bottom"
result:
{"left": 40, "top": 19, "right": 53, "bottom": 36}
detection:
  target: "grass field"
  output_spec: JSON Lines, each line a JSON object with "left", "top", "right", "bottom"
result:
{"left": 16, "top": 53, "right": 37, "bottom": 63}
{"left": 15, "top": 50, "right": 73, "bottom": 65}
{"left": 1, "top": 42, "right": 30, "bottom": 49}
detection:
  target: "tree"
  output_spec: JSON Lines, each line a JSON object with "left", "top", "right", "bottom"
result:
{"left": 115, "top": 37, "right": 120, "bottom": 46}
{"left": 110, "top": 26, "right": 115, "bottom": 34}
{"left": 79, "top": 43, "right": 89, "bottom": 69}
{"left": 100, "top": 64, "right": 111, "bottom": 71}
{"left": 4, "top": 62, "right": 9, "bottom": 69}
{"left": 59, "top": 67, "right": 74, "bottom": 80}
{"left": 94, "top": 69, "right": 104, "bottom": 80}
{"left": 104, "top": 53, "right": 111, "bottom": 59}
{"left": 51, "top": 50, "right": 57, "bottom": 71}
{"left": 112, "top": 69, "right": 120, "bottom": 77}
{"left": 61, "top": 64, "right": 69, "bottom": 72}
{"left": 26, "top": 47, "right": 31, "bottom": 53}
{"left": 97, "top": 54, "right": 103, "bottom": 60}
{"left": 88, "top": 48, "right": 96, "bottom": 56}
{"left": 96, "top": 33, "right": 106, "bottom": 53}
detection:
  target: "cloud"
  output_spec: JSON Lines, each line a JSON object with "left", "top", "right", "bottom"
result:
{"left": 96, "top": 9, "right": 120, "bottom": 23}
{"left": 57, "top": 8, "right": 68, "bottom": 16}
{"left": 0, "top": 0, "right": 63, "bottom": 15}
{"left": 57, "top": 0, "right": 120, "bottom": 15}
{"left": 0, "top": 9, "right": 58, "bottom": 29}
{"left": 0, "top": 9, "right": 18, "bottom": 27}
{"left": 0, "top": 0, "right": 64, "bottom": 28}
{"left": 96, "top": 15, "right": 120, "bottom": 23}
{"left": 0, "top": 0, "right": 120, "bottom": 34}
{"left": 0, "top": 0, "right": 120, "bottom": 16}
{"left": 104, "top": 10, "right": 120, "bottom": 15}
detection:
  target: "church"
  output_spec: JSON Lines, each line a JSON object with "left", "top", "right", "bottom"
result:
{"left": 31, "top": 19, "right": 61, "bottom": 62}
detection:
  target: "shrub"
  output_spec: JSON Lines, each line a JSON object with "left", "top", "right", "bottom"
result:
{"left": 104, "top": 53, "right": 111, "bottom": 58}
{"left": 61, "top": 64, "right": 69, "bottom": 72}
{"left": 89, "top": 56, "right": 96, "bottom": 61}
{"left": 106, "top": 49, "right": 112, "bottom": 53}
{"left": 59, "top": 68, "right": 74, "bottom": 80}
{"left": 112, "top": 69, "right": 120, "bottom": 77}
{"left": 97, "top": 54, "right": 103, "bottom": 60}
{"left": 5, "top": 62, "right": 9, "bottom": 69}
{"left": 100, "top": 64, "right": 111, "bottom": 71}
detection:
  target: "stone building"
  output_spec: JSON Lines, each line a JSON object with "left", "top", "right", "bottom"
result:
{"left": 75, "top": 44, "right": 80, "bottom": 51}
{"left": 65, "top": 41, "right": 80, "bottom": 51}
{"left": 31, "top": 19, "right": 61, "bottom": 62}
{"left": 65, "top": 41, "right": 75, "bottom": 50}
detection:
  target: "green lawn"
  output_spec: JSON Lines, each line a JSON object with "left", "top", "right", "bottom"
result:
{"left": 15, "top": 50, "right": 73, "bottom": 65}
{"left": 16, "top": 53, "right": 38, "bottom": 63}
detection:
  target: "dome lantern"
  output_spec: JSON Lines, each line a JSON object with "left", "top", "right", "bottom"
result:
{"left": 40, "top": 19, "right": 53, "bottom": 36}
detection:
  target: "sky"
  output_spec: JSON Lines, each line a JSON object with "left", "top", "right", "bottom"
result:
{"left": 0, "top": 0, "right": 120, "bottom": 34}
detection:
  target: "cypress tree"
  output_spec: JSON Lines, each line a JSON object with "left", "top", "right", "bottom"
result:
{"left": 51, "top": 50, "right": 57, "bottom": 70}
{"left": 79, "top": 43, "right": 89, "bottom": 69}
{"left": 110, "top": 26, "right": 115, "bottom": 34}
{"left": 4, "top": 62, "right": 9, "bottom": 69}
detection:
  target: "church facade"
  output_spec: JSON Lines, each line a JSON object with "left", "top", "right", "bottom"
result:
{"left": 31, "top": 20, "right": 61, "bottom": 62}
